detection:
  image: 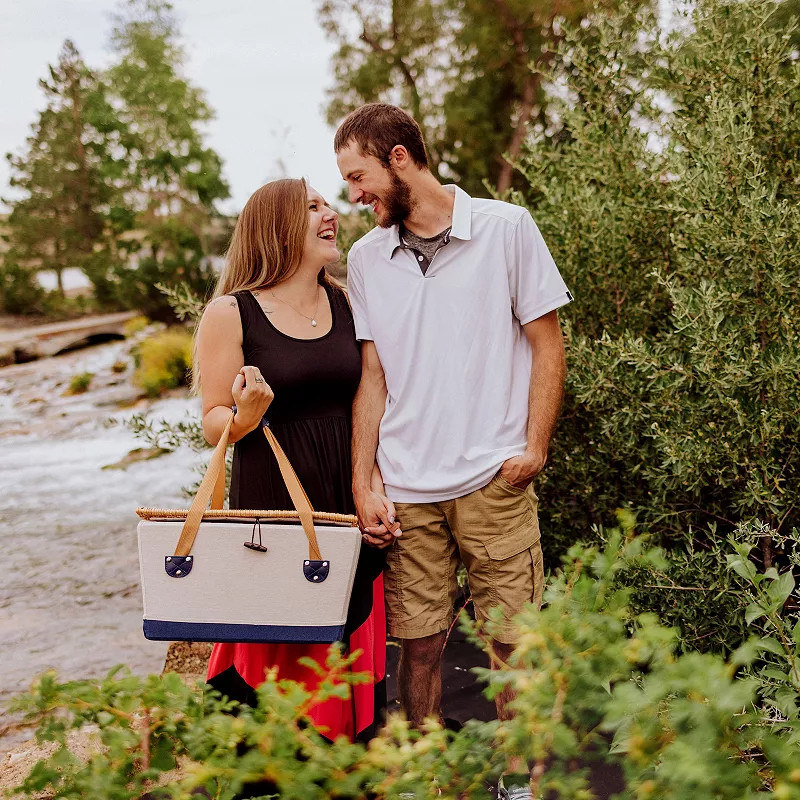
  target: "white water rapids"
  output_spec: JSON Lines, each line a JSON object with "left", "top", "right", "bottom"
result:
{"left": 0, "top": 337, "right": 203, "bottom": 753}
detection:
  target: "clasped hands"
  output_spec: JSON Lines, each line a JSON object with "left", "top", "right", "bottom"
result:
{"left": 357, "top": 449, "right": 546, "bottom": 549}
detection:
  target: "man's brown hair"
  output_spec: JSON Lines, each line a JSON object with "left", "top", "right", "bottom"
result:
{"left": 334, "top": 103, "right": 429, "bottom": 169}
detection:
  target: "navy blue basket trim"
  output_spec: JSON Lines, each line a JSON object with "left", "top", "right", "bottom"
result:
{"left": 143, "top": 619, "right": 344, "bottom": 644}
{"left": 165, "top": 555, "right": 193, "bottom": 578}
{"left": 303, "top": 559, "right": 329, "bottom": 583}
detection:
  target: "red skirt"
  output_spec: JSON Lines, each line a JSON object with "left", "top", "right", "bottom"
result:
{"left": 206, "top": 572, "right": 386, "bottom": 742}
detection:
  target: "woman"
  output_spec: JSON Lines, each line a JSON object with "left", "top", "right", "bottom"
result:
{"left": 194, "top": 178, "right": 387, "bottom": 744}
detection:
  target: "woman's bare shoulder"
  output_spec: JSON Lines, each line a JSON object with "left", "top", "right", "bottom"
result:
{"left": 202, "top": 294, "right": 240, "bottom": 318}
{"left": 199, "top": 295, "right": 242, "bottom": 334}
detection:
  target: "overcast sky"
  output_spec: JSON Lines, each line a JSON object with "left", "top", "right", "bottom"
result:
{"left": 0, "top": 0, "right": 345, "bottom": 215}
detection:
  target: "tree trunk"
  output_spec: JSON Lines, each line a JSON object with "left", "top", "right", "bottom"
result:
{"left": 496, "top": 71, "right": 539, "bottom": 194}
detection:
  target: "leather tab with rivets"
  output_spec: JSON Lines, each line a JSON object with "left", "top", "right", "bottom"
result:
{"left": 303, "top": 559, "right": 329, "bottom": 583}
{"left": 165, "top": 555, "right": 193, "bottom": 578}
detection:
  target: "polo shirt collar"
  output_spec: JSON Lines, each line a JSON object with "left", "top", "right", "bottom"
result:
{"left": 386, "top": 184, "right": 473, "bottom": 259}
{"left": 446, "top": 184, "right": 472, "bottom": 241}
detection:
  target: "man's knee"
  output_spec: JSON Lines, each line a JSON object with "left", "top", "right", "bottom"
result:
{"left": 400, "top": 631, "right": 447, "bottom": 668}
{"left": 492, "top": 639, "right": 516, "bottom": 666}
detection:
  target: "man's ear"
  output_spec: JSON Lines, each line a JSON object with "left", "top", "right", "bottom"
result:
{"left": 389, "top": 145, "right": 411, "bottom": 171}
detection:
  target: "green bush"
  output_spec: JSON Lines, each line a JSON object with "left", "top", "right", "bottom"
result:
{"left": 64, "top": 372, "right": 93, "bottom": 395}
{"left": 0, "top": 258, "right": 46, "bottom": 315}
{"left": 514, "top": 0, "right": 800, "bottom": 651}
{"left": 122, "top": 315, "right": 150, "bottom": 337}
{"left": 9, "top": 527, "right": 799, "bottom": 799}
{"left": 133, "top": 328, "right": 193, "bottom": 398}
{"left": 112, "top": 224, "right": 217, "bottom": 323}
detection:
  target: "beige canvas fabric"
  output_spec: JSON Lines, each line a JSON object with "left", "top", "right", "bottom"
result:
{"left": 139, "top": 520, "right": 360, "bottom": 627}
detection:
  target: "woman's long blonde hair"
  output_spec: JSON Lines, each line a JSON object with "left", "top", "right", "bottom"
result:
{"left": 192, "top": 178, "right": 338, "bottom": 391}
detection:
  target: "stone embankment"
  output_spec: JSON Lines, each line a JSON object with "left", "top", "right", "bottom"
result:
{"left": 0, "top": 311, "right": 136, "bottom": 366}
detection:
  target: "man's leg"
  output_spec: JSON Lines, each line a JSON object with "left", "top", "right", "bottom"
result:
{"left": 492, "top": 639, "right": 517, "bottom": 722}
{"left": 447, "top": 475, "right": 545, "bottom": 793}
{"left": 397, "top": 630, "right": 448, "bottom": 727}
{"left": 493, "top": 639, "right": 527, "bottom": 777}
{"left": 387, "top": 501, "right": 459, "bottom": 726}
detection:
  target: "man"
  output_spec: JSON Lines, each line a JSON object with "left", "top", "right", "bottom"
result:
{"left": 336, "top": 103, "right": 571, "bottom": 799}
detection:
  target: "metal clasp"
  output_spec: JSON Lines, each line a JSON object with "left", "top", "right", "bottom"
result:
{"left": 244, "top": 518, "right": 268, "bottom": 553}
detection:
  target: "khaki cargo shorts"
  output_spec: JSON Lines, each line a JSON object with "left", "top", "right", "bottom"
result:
{"left": 386, "top": 472, "right": 544, "bottom": 645}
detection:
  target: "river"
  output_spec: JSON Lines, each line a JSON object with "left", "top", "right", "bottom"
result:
{"left": 0, "top": 336, "right": 202, "bottom": 753}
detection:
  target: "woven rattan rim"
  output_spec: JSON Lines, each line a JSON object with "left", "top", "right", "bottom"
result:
{"left": 137, "top": 507, "right": 358, "bottom": 526}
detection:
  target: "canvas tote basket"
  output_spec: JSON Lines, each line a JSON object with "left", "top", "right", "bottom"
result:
{"left": 137, "top": 410, "right": 361, "bottom": 644}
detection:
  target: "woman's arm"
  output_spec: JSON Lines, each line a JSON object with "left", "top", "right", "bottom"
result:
{"left": 196, "top": 296, "right": 273, "bottom": 445}
{"left": 370, "top": 462, "right": 386, "bottom": 494}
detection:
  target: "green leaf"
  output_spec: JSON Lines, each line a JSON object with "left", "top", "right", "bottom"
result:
{"left": 768, "top": 570, "right": 796, "bottom": 608}
{"left": 760, "top": 668, "right": 790, "bottom": 683}
{"left": 745, "top": 603, "right": 768, "bottom": 625}
{"left": 754, "top": 637, "right": 786, "bottom": 656}
{"left": 773, "top": 689, "right": 800, "bottom": 718}
{"left": 726, "top": 555, "right": 757, "bottom": 582}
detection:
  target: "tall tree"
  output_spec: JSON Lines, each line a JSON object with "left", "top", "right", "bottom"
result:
{"left": 319, "top": 0, "right": 451, "bottom": 172}
{"left": 106, "top": 0, "right": 229, "bottom": 319}
{"left": 4, "top": 40, "right": 126, "bottom": 297}
{"left": 318, "top": 0, "right": 622, "bottom": 195}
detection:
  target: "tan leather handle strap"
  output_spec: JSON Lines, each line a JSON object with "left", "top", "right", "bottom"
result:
{"left": 262, "top": 425, "right": 322, "bottom": 561}
{"left": 174, "top": 410, "right": 323, "bottom": 561}
{"left": 174, "top": 412, "right": 233, "bottom": 557}
{"left": 211, "top": 455, "right": 226, "bottom": 510}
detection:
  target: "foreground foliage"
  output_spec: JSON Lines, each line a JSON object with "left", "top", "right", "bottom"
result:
{"left": 10, "top": 525, "right": 800, "bottom": 799}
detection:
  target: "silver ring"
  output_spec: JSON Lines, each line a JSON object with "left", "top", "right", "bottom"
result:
{"left": 254, "top": 377, "right": 264, "bottom": 383}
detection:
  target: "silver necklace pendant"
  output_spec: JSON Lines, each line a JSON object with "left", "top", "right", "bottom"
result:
{"left": 311, "top": 319, "right": 317, "bottom": 327}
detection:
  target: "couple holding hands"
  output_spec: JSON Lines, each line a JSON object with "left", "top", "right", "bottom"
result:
{"left": 194, "top": 103, "right": 571, "bottom": 798}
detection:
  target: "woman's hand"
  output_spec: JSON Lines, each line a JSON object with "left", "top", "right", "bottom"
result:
{"left": 231, "top": 365, "right": 274, "bottom": 434}
{"left": 359, "top": 463, "right": 401, "bottom": 549}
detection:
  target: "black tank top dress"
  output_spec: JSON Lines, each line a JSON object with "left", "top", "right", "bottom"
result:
{"left": 206, "top": 285, "right": 387, "bottom": 744}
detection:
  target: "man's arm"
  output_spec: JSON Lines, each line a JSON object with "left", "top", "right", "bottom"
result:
{"left": 499, "top": 309, "right": 566, "bottom": 487}
{"left": 353, "top": 341, "right": 401, "bottom": 544}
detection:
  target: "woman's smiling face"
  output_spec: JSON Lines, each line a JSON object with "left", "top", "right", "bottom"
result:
{"left": 303, "top": 186, "right": 339, "bottom": 265}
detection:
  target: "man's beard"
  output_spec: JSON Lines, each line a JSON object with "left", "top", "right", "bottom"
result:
{"left": 376, "top": 169, "right": 415, "bottom": 228}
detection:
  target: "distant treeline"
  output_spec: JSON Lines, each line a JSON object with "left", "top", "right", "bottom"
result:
{"left": 0, "top": 0, "right": 230, "bottom": 320}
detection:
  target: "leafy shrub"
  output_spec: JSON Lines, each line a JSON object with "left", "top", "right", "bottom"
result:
{"left": 0, "top": 258, "right": 46, "bottom": 315}
{"left": 113, "top": 243, "right": 217, "bottom": 324}
{"left": 122, "top": 315, "right": 150, "bottom": 337}
{"left": 133, "top": 328, "right": 193, "bottom": 398}
{"left": 513, "top": 0, "right": 800, "bottom": 652}
{"left": 9, "top": 528, "right": 799, "bottom": 799}
{"left": 64, "top": 371, "right": 93, "bottom": 395}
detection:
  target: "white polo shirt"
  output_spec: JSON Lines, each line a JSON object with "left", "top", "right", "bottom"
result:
{"left": 347, "top": 184, "right": 572, "bottom": 503}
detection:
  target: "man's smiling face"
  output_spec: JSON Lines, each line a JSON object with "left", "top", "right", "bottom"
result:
{"left": 336, "top": 141, "right": 414, "bottom": 228}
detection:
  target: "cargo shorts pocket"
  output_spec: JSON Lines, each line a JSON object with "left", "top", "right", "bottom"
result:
{"left": 494, "top": 473, "right": 528, "bottom": 496}
{"left": 483, "top": 527, "right": 538, "bottom": 561}
{"left": 478, "top": 473, "right": 539, "bottom": 540}
{"left": 482, "top": 530, "right": 540, "bottom": 638}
